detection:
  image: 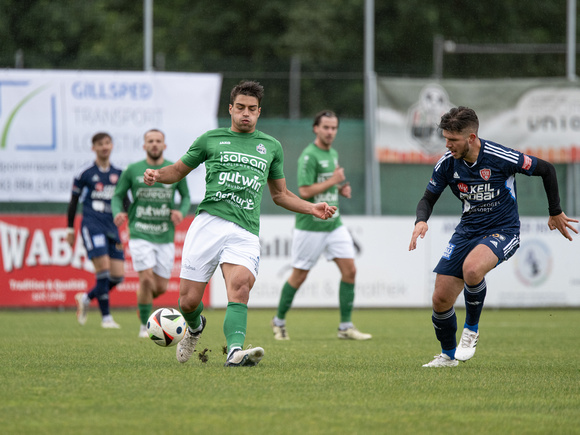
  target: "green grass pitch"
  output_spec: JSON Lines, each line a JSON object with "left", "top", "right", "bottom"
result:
{"left": 1, "top": 308, "right": 578, "bottom": 434}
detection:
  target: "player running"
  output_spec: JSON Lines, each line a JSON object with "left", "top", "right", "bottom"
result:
{"left": 112, "top": 129, "right": 190, "bottom": 338}
{"left": 143, "top": 81, "right": 336, "bottom": 367}
{"left": 409, "top": 106, "right": 577, "bottom": 367}
{"left": 67, "top": 132, "right": 125, "bottom": 329}
{"left": 271, "top": 110, "right": 371, "bottom": 341}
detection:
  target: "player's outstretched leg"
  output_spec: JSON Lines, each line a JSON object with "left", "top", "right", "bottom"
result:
{"left": 176, "top": 315, "right": 206, "bottom": 363}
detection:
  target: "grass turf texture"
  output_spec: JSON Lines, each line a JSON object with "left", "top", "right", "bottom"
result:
{"left": 1, "top": 308, "right": 578, "bottom": 434}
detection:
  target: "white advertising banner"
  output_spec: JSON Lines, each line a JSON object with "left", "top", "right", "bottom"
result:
{"left": 0, "top": 69, "right": 222, "bottom": 202}
{"left": 210, "top": 216, "right": 580, "bottom": 308}
{"left": 376, "top": 78, "right": 580, "bottom": 164}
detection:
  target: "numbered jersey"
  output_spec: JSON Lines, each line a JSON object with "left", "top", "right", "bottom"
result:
{"left": 72, "top": 162, "right": 121, "bottom": 233}
{"left": 295, "top": 143, "right": 342, "bottom": 232}
{"left": 427, "top": 139, "right": 538, "bottom": 237}
{"left": 181, "top": 127, "right": 285, "bottom": 236}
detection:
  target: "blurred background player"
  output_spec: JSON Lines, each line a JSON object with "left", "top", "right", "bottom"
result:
{"left": 409, "top": 106, "right": 578, "bottom": 367}
{"left": 67, "top": 132, "right": 125, "bottom": 329}
{"left": 112, "top": 129, "right": 190, "bottom": 338}
{"left": 271, "top": 110, "right": 371, "bottom": 341}
{"left": 143, "top": 81, "right": 337, "bottom": 367}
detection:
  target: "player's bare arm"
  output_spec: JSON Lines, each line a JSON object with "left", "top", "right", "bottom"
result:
{"left": 268, "top": 178, "right": 337, "bottom": 219}
{"left": 144, "top": 160, "right": 193, "bottom": 186}
{"left": 547, "top": 212, "right": 578, "bottom": 241}
{"left": 298, "top": 166, "right": 346, "bottom": 199}
{"left": 409, "top": 221, "right": 429, "bottom": 251}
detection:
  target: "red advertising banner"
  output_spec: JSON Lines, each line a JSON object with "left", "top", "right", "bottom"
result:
{"left": 0, "top": 215, "right": 210, "bottom": 308}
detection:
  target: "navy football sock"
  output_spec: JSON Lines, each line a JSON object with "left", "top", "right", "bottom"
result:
{"left": 432, "top": 307, "right": 457, "bottom": 358}
{"left": 464, "top": 279, "right": 487, "bottom": 331}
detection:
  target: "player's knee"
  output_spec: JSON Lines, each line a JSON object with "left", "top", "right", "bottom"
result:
{"left": 432, "top": 292, "right": 454, "bottom": 311}
{"left": 462, "top": 265, "right": 484, "bottom": 286}
{"left": 342, "top": 264, "right": 356, "bottom": 282}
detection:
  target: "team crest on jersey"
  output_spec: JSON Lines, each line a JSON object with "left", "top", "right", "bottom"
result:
{"left": 256, "top": 143, "right": 266, "bottom": 155}
{"left": 109, "top": 174, "right": 119, "bottom": 184}
{"left": 480, "top": 168, "right": 491, "bottom": 181}
{"left": 457, "top": 182, "right": 468, "bottom": 193}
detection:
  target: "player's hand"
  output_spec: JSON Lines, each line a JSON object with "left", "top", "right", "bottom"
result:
{"left": 66, "top": 232, "right": 75, "bottom": 248}
{"left": 548, "top": 212, "right": 578, "bottom": 241}
{"left": 114, "top": 212, "right": 128, "bottom": 227}
{"left": 409, "top": 221, "right": 429, "bottom": 251}
{"left": 332, "top": 166, "right": 346, "bottom": 184}
{"left": 144, "top": 168, "right": 158, "bottom": 186}
{"left": 312, "top": 202, "right": 337, "bottom": 220}
{"left": 171, "top": 210, "right": 184, "bottom": 226}
{"left": 339, "top": 182, "right": 351, "bottom": 198}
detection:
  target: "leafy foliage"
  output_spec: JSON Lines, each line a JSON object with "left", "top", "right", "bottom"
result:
{"left": 0, "top": 0, "right": 576, "bottom": 117}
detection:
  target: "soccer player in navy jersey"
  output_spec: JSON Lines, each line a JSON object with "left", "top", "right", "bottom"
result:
{"left": 67, "top": 132, "right": 125, "bottom": 329}
{"left": 409, "top": 106, "right": 578, "bottom": 367}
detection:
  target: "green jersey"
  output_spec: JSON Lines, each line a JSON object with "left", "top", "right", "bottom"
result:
{"left": 295, "top": 143, "right": 342, "bottom": 232}
{"left": 181, "top": 127, "right": 285, "bottom": 236}
{"left": 112, "top": 159, "right": 191, "bottom": 243}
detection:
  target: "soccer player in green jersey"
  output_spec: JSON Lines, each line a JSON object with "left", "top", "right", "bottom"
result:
{"left": 271, "top": 110, "right": 372, "bottom": 341}
{"left": 112, "top": 129, "right": 191, "bottom": 338}
{"left": 143, "top": 81, "right": 336, "bottom": 367}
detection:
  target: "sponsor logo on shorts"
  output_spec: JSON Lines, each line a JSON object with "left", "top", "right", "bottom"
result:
{"left": 442, "top": 243, "right": 455, "bottom": 260}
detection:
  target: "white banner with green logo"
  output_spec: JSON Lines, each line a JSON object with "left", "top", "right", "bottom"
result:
{"left": 376, "top": 78, "right": 580, "bottom": 163}
{"left": 0, "top": 70, "right": 221, "bottom": 202}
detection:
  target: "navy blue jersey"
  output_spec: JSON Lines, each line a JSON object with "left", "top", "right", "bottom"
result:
{"left": 72, "top": 162, "right": 122, "bottom": 232}
{"left": 427, "top": 139, "right": 537, "bottom": 236}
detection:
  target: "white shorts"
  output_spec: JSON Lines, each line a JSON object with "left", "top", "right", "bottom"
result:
{"left": 291, "top": 225, "right": 355, "bottom": 270}
{"left": 180, "top": 212, "right": 260, "bottom": 282}
{"left": 128, "top": 239, "right": 175, "bottom": 279}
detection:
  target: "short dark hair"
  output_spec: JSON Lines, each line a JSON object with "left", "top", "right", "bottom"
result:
{"left": 230, "top": 80, "right": 264, "bottom": 105}
{"left": 438, "top": 106, "right": 479, "bottom": 134}
{"left": 91, "top": 132, "right": 111, "bottom": 145}
{"left": 144, "top": 128, "right": 165, "bottom": 140}
{"left": 313, "top": 110, "right": 339, "bottom": 128}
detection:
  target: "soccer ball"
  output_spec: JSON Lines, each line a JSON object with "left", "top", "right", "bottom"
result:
{"left": 147, "top": 308, "right": 187, "bottom": 347}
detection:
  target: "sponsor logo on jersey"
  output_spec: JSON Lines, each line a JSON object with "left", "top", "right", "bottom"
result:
{"left": 480, "top": 168, "right": 491, "bottom": 181}
{"left": 320, "top": 160, "right": 329, "bottom": 168}
{"left": 459, "top": 183, "right": 499, "bottom": 201}
{"left": 458, "top": 182, "right": 468, "bottom": 193}
{"left": 220, "top": 141, "right": 231, "bottom": 145}
{"left": 218, "top": 171, "right": 262, "bottom": 192}
{"left": 522, "top": 155, "right": 532, "bottom": 170}
{"left": 219, "top": 151, "right": 267, "bottom": 173}
{"left": 256, "top": 143, "right": 266, "bottom": 155}
{"left": 453, "top": 172, "right": 460, "bottom": 179}
{"left": 92, "top": 174, "right": 100, "bottom": 182}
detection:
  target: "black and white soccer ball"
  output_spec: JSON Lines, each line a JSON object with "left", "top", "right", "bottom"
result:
{"left": 146, "top": 308, "right": 186, "bottom": 347}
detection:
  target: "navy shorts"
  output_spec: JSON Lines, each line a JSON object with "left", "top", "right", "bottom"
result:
{"left": 81, "top": 223, "right": 124, "bottom": 261}
{"left": 434, "top": 231, "right": 520, "bottom": 279}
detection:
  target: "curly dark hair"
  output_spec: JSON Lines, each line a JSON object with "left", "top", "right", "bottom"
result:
{"left": 230, "top": 80, "right": 264, "bottom": 105}
{"left": 438, "top": 106, "right": 479, "bottom": 133}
